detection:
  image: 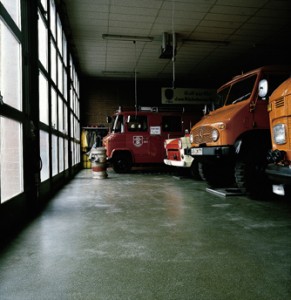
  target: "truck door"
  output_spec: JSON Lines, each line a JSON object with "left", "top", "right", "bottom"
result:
{"left": 125, "top": 114, "right": 151, "bottom": 163}
{"left": 148, "top": 124, "right": 164, "bottom": 163}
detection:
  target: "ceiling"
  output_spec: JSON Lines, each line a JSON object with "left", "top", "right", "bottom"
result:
{"left": 62, "top": 0, "right": 291, "bottom": 83}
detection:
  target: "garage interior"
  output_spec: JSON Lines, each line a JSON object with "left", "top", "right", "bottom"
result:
{"left": 1, "top": 0, "right": 291, "bottom": 299}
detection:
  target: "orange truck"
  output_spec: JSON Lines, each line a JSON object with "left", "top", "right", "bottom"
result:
{"left": 188, "top": 66, "right": 291, "bottom": 198}
{"left": 259, "top": 77, "right": 291, "bottom": 196}
{"left": 103, "top": 106, "right": 201, "bottom": 173}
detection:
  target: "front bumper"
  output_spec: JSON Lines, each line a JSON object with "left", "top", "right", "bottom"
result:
{"left": 188, "top": 146, "right": 233, "bottom": 158}
{"left": 266, "top": 164, "right": 291, "bottom": 184}
{"left": 164, "top": 156, "right": 193, "bottom": 168}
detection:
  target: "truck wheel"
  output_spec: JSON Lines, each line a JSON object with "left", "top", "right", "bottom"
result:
{"left": 234, "top": 159, "right": 272, "bottom": 199}
{"left": 198, "top": 161, "right": 234, "bottom": 188}
{"left": 112, "top": 152, "right": 132, "bottom": 173}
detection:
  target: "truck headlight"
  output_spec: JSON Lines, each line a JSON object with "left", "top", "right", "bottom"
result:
{"left": 211, "top": 129, "right": 219, "bottom": 142}
{"left": 189, "top": 134, "right": 193, "bottom": 143}
{"left": 273, "top": 123, "right": 286, "bottom": 145}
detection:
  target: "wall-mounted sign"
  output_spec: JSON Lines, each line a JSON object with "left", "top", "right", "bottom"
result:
{"left": 161, "top": 87, "right": 215, "bottom": 104}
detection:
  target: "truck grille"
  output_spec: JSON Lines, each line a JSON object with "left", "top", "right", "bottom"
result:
{"left": 191, "top": 126, "right": 213, "bottom": 144}
{"left": 275, "top": 97, "right": 284, "bottom": 108}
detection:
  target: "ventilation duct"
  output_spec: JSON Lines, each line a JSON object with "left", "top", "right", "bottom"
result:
{"left": 159, "top": 32, "right": 176, "bottom": 59}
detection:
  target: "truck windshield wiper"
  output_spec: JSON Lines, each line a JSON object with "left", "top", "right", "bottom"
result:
{"left": 232, "top": 92, "right": 251, "bottom": 104}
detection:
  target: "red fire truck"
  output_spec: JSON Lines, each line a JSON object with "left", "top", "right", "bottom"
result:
{"left": 103, "top": 106, "right": 201, "bottom": 173}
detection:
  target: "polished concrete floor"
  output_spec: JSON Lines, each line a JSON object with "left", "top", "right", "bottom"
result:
{"left": 1, "top": 168, "right": 291, "bottom": 300}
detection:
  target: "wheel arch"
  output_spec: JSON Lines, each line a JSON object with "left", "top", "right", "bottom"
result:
{"left": 111, "top": 149, "right": 134, "bottom": 163}
{"left": 234, "top": 129, "right": 271, "bottom": 158}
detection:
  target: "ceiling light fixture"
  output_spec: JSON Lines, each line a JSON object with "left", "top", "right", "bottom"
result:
{"left": 183, "top": 39, "right": 229, "bottom": 46}
{"left": 102, "top": 34, "right": 153, "bottom": 42}
{"left": 102, "top": 71, "right": 138, "bottom": 76}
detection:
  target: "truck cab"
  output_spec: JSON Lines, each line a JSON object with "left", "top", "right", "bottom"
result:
{"left": 103, "top": 107, "right": 200, "bottom": 173}
{"left": 261, "top": 77, "right": 291, "bottom": 196}
{"left": 188, "top": 66, "right": 290, "bottom": 198}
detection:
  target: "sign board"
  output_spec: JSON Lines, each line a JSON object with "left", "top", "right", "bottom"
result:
{"left": 161, "top": 87, "right": 215, "bottom": 105}
{"left": 150, "top": 126, "right": 161, "bottom": 135}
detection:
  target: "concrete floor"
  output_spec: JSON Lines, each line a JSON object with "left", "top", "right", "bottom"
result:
{"left": 1, "top": 168, "right": 291, "bottom": 300}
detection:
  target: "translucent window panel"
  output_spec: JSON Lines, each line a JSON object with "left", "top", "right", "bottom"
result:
{"left": 59, "top": 137, "right": 64, "bottom": 172}
{"left": 38, "top": 12, "right": 48, "bottom": 70}
{"left": 52, "top": 134, "right": 58, "bottom": 176}
{"left": 58, "top": 97, "right": 63, "bottom": 132}
{"left": 1, "top": 0, "right": 21, "bottom": 28}
{"left": 57, "top": 15, "right": 63, "bottom": 55}
{"left": 70, "top": 89, "right": 74, "bottom": 111}
{"left": 0, "top": 117, "right": 23, "bottom": 203}
{"left": 74, "top": 71, "right": 78, "bottom": 92}
{"left": 63, "top": 69, "right": 67, "bottom": 100}
{"left": 39, "top": 72, "right": 49, "bottom": 124}
{"left": 76, "top": 97, "right": 80, "bottom": 117}
{"left": 69, "top": 55, "right": 73, "bottom": 79}
{"left": 75, "top": 76, "right": 80, "bottom": 97}
{"left": 63, "top": 35, "right": 67, "bottom": 66}
{"left": 70, "top": 113, "right": 74, "bottom": 138}
{"left": 40, "top": 130, "right": 49, "bottom": 182}
{"left": 76, "top": 142, "right": 80, "bottom": 164}
{"left": 64, "top": 138, "right": 68, "bottom": 169}
{"left": 63, "top": 103, "right": 68, "bottom": 134}
{"left": 75, "top": 116, "right": 80, "bottom": 140}
{"left": 51, "top": 87, "right": 57, "bottom": 129}
{"left": 58, "top": 55, "right": 63, "bottom": 93}
{"left": 73, "top": 116, "right": 77, "bottom": 138}
{"left": 50, "top": 41, "right": 57, "bottom": 84}
{"left": 40, "top": 0, "right": 47, "bottom": 12}
{"left": 71, "top": 141, "right": 75, "bottom": 165}
{"left": 0, "top": 20, "right": 22, "bottom": 111}
{"left": 50, "top": 0, "right": 56, "bottom": 40}
{"left": 74, "top": 94, "right": 77, "bottom": 115}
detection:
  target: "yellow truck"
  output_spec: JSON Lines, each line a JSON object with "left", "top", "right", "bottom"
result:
{"left": 260, "top": 77, "right": 291, "bottom": 196}
{"left": 188, "top": 66, "right": 290, "bottom": 198}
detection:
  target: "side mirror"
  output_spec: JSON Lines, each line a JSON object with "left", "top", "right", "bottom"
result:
{"left": 258, "top": 79, "right": 268, "bottom": 99}
{"left": 106, "top": 116, "right": 112, "bottom": 123}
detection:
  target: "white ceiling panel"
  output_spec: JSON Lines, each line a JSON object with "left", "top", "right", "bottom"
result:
{"left": 63, "top": 0, "right": 291, "bottom": 81}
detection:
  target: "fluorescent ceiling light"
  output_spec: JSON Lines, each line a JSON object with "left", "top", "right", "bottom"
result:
{"left": 183, "top": 39, "right": 229, "bottom": 46}
{"left": 102, "top": 34, "right": 153, "bottom": 42}
{"left": 102, "top": 71, "right": 139, "bottom": 76}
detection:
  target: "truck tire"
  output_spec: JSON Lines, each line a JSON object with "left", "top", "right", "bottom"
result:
{"left": 190, "top": 160, "right": 202, "bottom": 180}
{"left": 112, "top": 152, "right": 133, "bottom": 173}
{"left": 198, "top": 161, "right": 235, "bottom": 188}
{"left": 234, "top": 132, "right": 273, "bottom": 199}
{"left": 234, "top": 159, "right": 272, "bottom": 199}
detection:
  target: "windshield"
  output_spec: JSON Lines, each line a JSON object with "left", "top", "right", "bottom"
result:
{"left": 216, "top": 86, "right": 230, "bottom": 108}
{"left": 217, "top": 74, "right": 257, "bottom": 107}
{"left": 216, "top": 72, "right": 291, "bottom": 108}
{"left": 112, "top": 115, "right": 124, "bottom": 133}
